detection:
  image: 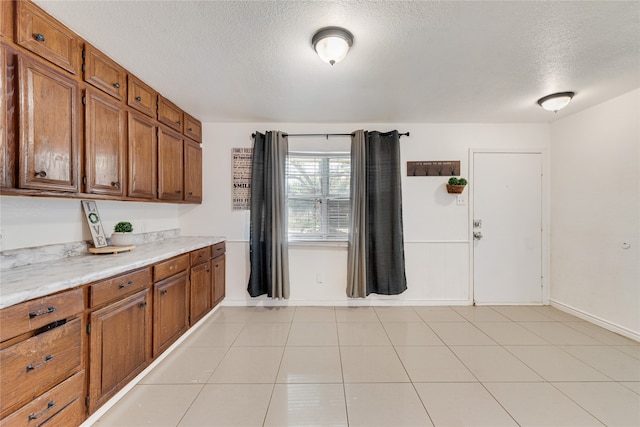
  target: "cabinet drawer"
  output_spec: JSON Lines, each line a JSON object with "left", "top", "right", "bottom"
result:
{"left": 0, "top": 288, "right": 83, "bottom": 342}
{"left": 128, "top": 75, "right": 156, "bottom": 117}
{"left": 157, "top": 96, "right": 182, "bottom": 132}
{"left": 212, "top": 242, "right": 226, "bottom": 259}
{"left": 0, "top": 318, "right": 82, "bottom": 415}
{"left": 15, "top": 1, "right": 80, "bottom": 75}
{"left": 90, "top": 267, "right": 151, "bottom": 308}
{"left": 0, "top": 370, "right": 84, "bottom": 427}
{"left": 153, "top": 254, "right": 189, "bottom": 282}
{"left": 84, "top": 44, "right": 126, "bottom": 100}
{"left": 190, "top": 247, "right": 211, "bottom": 266}
{"left": 183, "top": 113, "right": 202, "bottom": 143}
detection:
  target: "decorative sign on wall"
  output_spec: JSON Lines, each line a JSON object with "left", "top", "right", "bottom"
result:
{"left": 407, "top": 160, "right": 461, "bottom": 177}
{"left": 232, "top": 148, "right": 253, "bottom": 211}
{"left": 81, "top": 200, "right": 108, "bottom": 247}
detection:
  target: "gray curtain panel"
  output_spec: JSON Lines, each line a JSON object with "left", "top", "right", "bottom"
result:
{"left": 347, "top": 130, "right": 367, "bottom": 298}
{"left": 247, "top": 131, "right": 290, "bottom": 299}
{"left": 347, "top": 130, "right": 407, "bottom": 296}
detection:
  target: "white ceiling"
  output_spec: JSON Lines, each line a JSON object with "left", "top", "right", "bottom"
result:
{"left": 34, "top": 0, "right": 640, "bottom": 123}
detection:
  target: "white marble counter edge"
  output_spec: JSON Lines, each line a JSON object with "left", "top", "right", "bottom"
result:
{"left": 0, "top": 236, "right": 225, "bottom": 309}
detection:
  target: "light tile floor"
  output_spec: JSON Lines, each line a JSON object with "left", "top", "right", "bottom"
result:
{"left": 92, "top": 305, "right": 640, "bottom": 427}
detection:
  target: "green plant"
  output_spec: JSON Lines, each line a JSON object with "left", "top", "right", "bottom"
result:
{"left": 448, "top": 177, "right": 468, "bottom": 186}
{"left": 114, "top": 221, "right": 133, "bottom": 233}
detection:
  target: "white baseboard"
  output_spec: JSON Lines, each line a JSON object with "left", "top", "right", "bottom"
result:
{"left": 220, "top": 298, "right": 472, "bottom": 307}
{"left": 550, "top": 299, "right": 640, "bottom": 342}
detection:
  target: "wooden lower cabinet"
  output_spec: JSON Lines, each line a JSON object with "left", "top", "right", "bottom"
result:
{"left": 212, "top": 254, "right": 226, "bottom": 306}
{"left": 153, "top": 270, "right": 189, "bottom": 356}
{"left": 190, "top": 260, "right": 212, "bottom": 326}
{"left": 88, "top": 288, "right": 151, "bottom": 414}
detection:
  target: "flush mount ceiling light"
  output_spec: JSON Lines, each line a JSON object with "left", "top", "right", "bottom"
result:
{"left": 312, "top": 27, "right": 354, "bottom": 65}
{"left": 537, "top": 91, "right": 575, "bottom": 112}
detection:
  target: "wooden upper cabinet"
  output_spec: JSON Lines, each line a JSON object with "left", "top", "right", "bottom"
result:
{"left": 83, "top": 44, "right": 126, "bottom": 100}
{"left": 157, "top": 127, "right": 183, "bottom": 201}
{"left": 184, "top": 139, "right": 202, "bottom": 203}
{"left": 15, "top": 1, "right": 80, "bottom": 75}
{"left": 183, "top": 112, "right": 202, "bottom": 143}
{"left": 157, "top": 96, "right": 182, "bottom": 132}
{"left": 0, "top": 1, "right": 14, "bottom": 39}
{"left": 127, "top": 75, "right": 156, "bottom": 118}
{"left": 0, "top": 44, "right": 16, "bottom": 189}
{"left": 128, "top": 112, "right": 157, "bottom": 199}
{"left": 18, "top": 57, "right": 79, "bottom": 192}
{"left": 85, "top": 89, "right": 126, "bottom": 196}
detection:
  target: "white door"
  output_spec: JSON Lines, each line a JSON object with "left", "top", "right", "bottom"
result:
{"left": 473, "top": 152, "right": 543, "bottom": 304}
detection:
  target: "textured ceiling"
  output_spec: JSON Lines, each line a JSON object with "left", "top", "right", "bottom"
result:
{"left": 34, "top": 0, "right": 640, "bottom": 123}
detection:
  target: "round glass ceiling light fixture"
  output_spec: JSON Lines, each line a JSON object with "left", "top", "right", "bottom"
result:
{"left": 312, "top": 27, "right": 354, "bottom": 66}
{"left": 537, "top": 91, "right": 575, "bottom": 112}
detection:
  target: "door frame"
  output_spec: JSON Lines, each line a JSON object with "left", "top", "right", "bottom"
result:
{"left": 468, "top": 148, "right": 550, "bottom": 305}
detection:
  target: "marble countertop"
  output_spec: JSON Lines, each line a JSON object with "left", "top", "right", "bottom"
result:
{"left": 0, "top": 236, "right": 225, "bottom": 310}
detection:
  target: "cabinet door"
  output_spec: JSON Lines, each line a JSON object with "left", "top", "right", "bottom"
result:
{"left": 88, "top": 289, "right": 151, "bottom": 414}
{"left": 18, "top": 57, "right": 79, "bottom": 192}
{"left": 183, "top": 113, "right": 202, "bottom": 143}
{"left": 83, "top": 44, "right": 126, "bottom": 100}
{"left": 153, "top": 271, "right": 189, "bottom": 356}
{"left": 190, "top": 260, "right": 211, "bottom": 326}
{"left": 85, "top": 90, "right": 126, "bottom": 196}
{"left": 184, "top": 139, "right": 202, "bottom": 203}
{"left": 128, "top": 112, "right": 157, "bottom": 199}
{"left": 0, "top": 45, "right": 17, "bottom": 189}
{"left": 212, "top": 255, "right": 226, "bottom": 306}
{"left": 16, "top": 1, "right": 80, "bottom": 75}
{"left": 157, "top": 128, "right": 183, "bottom": 201}
{"left": 127, "top": 75, "right": 156, "bottom": 118}
{"left": 157, "top": 96, "right": 182, "bottom": 132}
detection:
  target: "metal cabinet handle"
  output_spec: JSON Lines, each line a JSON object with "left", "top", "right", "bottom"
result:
{"left": 119, "top": 280, "right": 133, "bottom": 289}
{"left": 28, "top": 401, "right": 56, "bottom": 421}
{"left": 33, "top": 33, "right": 45, "bottom": 42}
{"left": 189, "top": 191, "right": 193, "bottom": 196}
{"left": 26, "top": 355, "right": 53, "bottom": 372}
{"left": 135, "top": 96, "right": 142, "bottom": 102}
{"left": 176, "top": 120, "right": 181, "bottom": 125}
{"left": 113, "top": 82, "right": 121, "bottom": 89}
{"left": 161, "top": 289, "right": 168, "bottom": 295}
{"left": 112, "top": 181, "right": 121, "bottom": 188}
{"left": 188, "top": 127, "right": 193, "bottom": 132}
{"left": 35, "top": 170, "right": 47, "bottom": 178}
{"left": 29, "top": 306, "right": 55, "bottom": 319}
{"left": 140, "top": 301, "right": 147, "bottom": 308}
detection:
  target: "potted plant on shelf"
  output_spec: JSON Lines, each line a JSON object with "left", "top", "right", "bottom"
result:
{"left": 446, "top": 177, "right": 468, "bottom": 194}
{"left": 110, "top": 221, "right": 135, "bottom": 246}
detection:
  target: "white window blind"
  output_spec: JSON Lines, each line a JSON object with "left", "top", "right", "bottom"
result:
{"left": 287, "top": 152, "right": 350, "bottom": 241}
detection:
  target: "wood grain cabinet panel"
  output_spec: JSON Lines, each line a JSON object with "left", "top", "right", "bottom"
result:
{"left": 15, "top": 1, "right": 80, "bottom": 75}
{"left": 83, "top": 44, "right": 126, "bottom": 100}
{"left": 127, "top": 75, "right": 156, "bottom": 118}
{"left": 0, "top": 318, "right": 82, "bottom": 417}
{"left": 184, "top": 139, "right": 202, "bottom": 203}
{"left": 90, "top": 267, "right": 151, "bottom": 308}
{"left": 157, "top": 128, "right": 183, "bottom": 201}
{"left": 0, "top": 44, "right": 17, "bottom": 189}
{"left": 127, "top": 112, "right": 157, "bottom": 199}
{"left": 183, "top": 112, "right": 202, "bottom": 143}
{"left": 153, "top": 254, "right": 189, "bottom": 283}
{"left": 212, "top": 254, "right": 226, "bottom": 306}
{"left": 190, "top": 260, "right": 211, "bottom": 326}
{"left": 84, "top": 89, "right": 126, "bottom": 196}
{"left": 0, "top": 1, "right": 14, "bottom": 38}
{"left": 88, "top": 289, "right": 151, "bottom": 414}
{"left": 157, "top": 96, "right": 182, "bottom": 132}
{"left": 18, "top": 57, "right": 79, "bottom": 192}
{"left": 153, "top": 271, "right": 189, "bottom": 356}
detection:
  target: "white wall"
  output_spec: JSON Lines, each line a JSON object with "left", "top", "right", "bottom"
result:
{"left": 179, "top": 122, "right": 549, "bottom": 305}
{"left": 550, "top": 89, "right": 640, "bottom": 338}
{"left": 0, "top": 196, "right": 180, "bottom": 251}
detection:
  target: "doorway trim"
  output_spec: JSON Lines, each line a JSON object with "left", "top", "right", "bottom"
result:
{"left": 468, "top": 148, "right": 550, "bottom": 305}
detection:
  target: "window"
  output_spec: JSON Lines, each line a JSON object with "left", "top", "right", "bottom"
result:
{"left": 287, "top": 152, "right": 350, "bottom": 241}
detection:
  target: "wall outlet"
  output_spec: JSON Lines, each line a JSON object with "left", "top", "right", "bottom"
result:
{"left": 456, "top": 194, "right": 466, "bottom": 206}
{"left": 315, "top": 273, "right": 324, "bottom": 284}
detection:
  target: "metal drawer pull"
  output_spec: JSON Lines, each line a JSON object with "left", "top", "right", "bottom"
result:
{"left": 140, "top": 301, "right": 147, "bottom": 308}
{"left": 119, "top": 280, "right": 133, "bottom": 289}
{"left": 28, "top": 401, "right": 56, "bottom": 420}
{"left": 29, "top": 306, "right": 55, "bottom": 318}
{"left": 112, "top": 181, "right": 121, "bottom": 188}
{"left": 161, "top": 289, "right": 168, "bottom": 295}
{"left": 188, "top": 127, "right": 193, "bottom": 132}
{"left": 135, "top": 96, "right": 142, "bottom": 102}
{"left": 26, "top": 355, "right": 53, "bottom": 372}
{"left": 35, "top": 170, "right": 47, "bottom": 178}
{"left": 33, "top": 33, "right": 45, "bottom": 42}
{"left": 113, "top": 82, "right": 121, "bottom": 89}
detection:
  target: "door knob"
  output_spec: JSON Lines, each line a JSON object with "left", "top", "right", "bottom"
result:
{"left": 473, "top": 219, "right": 482, "bottom": 228}
{"left": 473, "top": 231, "right": 483, "bottom": 240}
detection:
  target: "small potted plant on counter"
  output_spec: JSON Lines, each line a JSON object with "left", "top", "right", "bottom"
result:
{"left": 446, "top": 177, "right": 468, "bottom": 194}
{"left": 110, "top": 221, "right": 135, "bottom": 246}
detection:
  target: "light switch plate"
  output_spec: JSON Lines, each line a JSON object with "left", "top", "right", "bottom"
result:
{"left": 456, "top": 194, "right": 466, "bottom": 206}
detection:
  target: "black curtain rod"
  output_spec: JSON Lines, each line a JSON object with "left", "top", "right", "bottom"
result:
{"left": 251, "top": 132, "right": 410, "bottom": 139}
{"left": 251, "top": 132, "right": 410, "bottom": 138}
